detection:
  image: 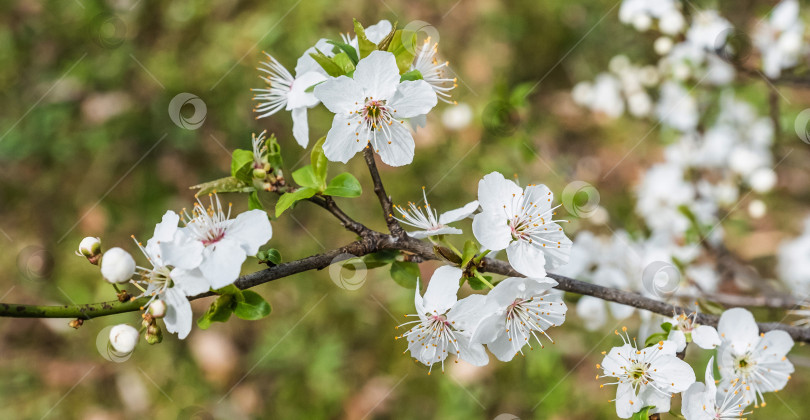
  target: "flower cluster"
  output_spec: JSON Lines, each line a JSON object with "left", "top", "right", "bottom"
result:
{"left": 599, "top": 308, "right": 794, "bottom": 418}
{"left": 253, "top": 19, "right": 454, "bottom": 167}
{"left": 92, "top": 194, "right": 272, "bottom": 348}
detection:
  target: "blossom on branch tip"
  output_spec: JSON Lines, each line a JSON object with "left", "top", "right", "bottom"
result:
{"left": 160, "top": 194, "right": 273, "bottom": 290}
{"left": 252, "top": 48, "right": 328, "bottom": 148}
{"left": 682, "top": 357, "right": 750, "bottom": 420}
{"left": 716, "top": 307, "right": 795, "bottom": 408}
{"left": 393, "top": 187, "right": 478, "bottom": 239}
{"left": 472, "top": 171, "right": 571, "bottom": 278}
{"left": 667, "top": 311, "right": 721, "bottom": 352}
{"left": 598, "top": 330, "right": 695, "bottom": 418}
{"left": 396, "top": 266, "right": 489, "bottom": 373}
{"left": 314, "top": 50, "right": 438, "bottom": 166}
{"left": 471, "top": 277, "right": 567, "bottom": 362}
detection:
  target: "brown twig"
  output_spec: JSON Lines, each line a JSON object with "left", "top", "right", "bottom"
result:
{"left": 363, "top": 147, "right": 405, "bottom": 237}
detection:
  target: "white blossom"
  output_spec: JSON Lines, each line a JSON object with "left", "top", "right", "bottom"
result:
{"left": 716, "top": 307, "right": 795, "bottom": 407}
{"left": 754, "top": 0, "right": 805, "bottom": 78}
{"left": 682, "top": 357, "right": 751, "bottom": 420}
{"left": 472, "top": 171, "right": 571, "bottom": 278}
{"left": 396, "top": 266, "right": 489, "bottom": 373}
{"left": 314, "top": 51, "right": 438, "bottom": 166}
{"left": 666, "top": 312, "right": 721, "bottom": 352}
{"left": 472, "top": 277, "right": 567, "bottom": 361}
{"left": 393, "top": 187, "right": 478, "bottom": 239}
{"left": 599, "top": 331, "right": 695, "bottom": 418}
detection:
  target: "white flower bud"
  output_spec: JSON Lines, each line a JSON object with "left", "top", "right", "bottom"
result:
{"left": 148, "top": 300, "right": 167, "bottom": 318}
{"left": 100, "top": 247, "right": 136, "bottom": 284}
{"left": 654, "top": 37, "right": 673, "bottom": 55}
{"left": 109, "top": 324, "right": 139, "bottom": 354}
{"left": 76, "top": 236, "right": 102, "bottom": 264}
{"left": 748, "top": 199, "right": 767, "bottom": 219}
{"left": 632, "top": 14, "right": 652, "bottom": 32}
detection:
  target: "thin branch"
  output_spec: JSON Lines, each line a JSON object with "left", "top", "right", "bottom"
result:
{"left": 307, "top": 196, "right": 368, "bottom": 237}
{"left": 363, "top": 147, "right": 405, "bottom": 237}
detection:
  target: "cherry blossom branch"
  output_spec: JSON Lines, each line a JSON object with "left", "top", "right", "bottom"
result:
{"left": 307, "top": 195, "right": 369, "bottom": 237}
{"left": 363, "top": 147, "right": 405, "bottom": 237}
{"left": 3, "top": 231, "right": 810, "bottom": 344}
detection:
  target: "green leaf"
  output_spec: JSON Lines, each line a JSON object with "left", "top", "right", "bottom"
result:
{"left": 310, "top": 137, "right": 328, "bottom": 188}
{"left": 266, "top": 133, "right": 283, "bottom": 170}
{"left": 248, "top": 191, "right": 263, "bottom": 210}
{"left": 275, "top": 187, "right": 317, "bottom": 217}
{"left": 466, "top": 274, "right": 491, "bottom": 290}
{"left": 631, "top": 406, "right": 656, "bottom": 420}
{"left": 292, "top": 165, "right": 322, "bottom": 189}
{"left": 257, "top": 248, "right": 282, "bottom": 265}
{"left": 644, "top": 332, "right": 669, "bottom": 348}
{"left": 234, "top": 290, "right": 272, "bottom": 320}
{"left": 231, "top": 149, "right": 255, "bottom": 183}
{"left": 460, "top": 240, "right": 478, "bottom": 269}
{"left": 323, "top": 173, "right": 362, "bottom": 197}
{"left": 399, "top": 69, "right": 423, "bottom": 82}
{"left": 190, "top": 176, "right": 253, "bottom": 196}
{"left": 660, "top": 322, "right": 673, "bottom": 333}
{"left": 309, "top": 49, "right": 344, "bottom": 77}
{"left": 353, "top": 19, "right": 377, "bottom": 58}
{"left": 387, "top": 30, "right": 416, "bottom": 74}
{"left": 197, "top": 293, "right": 235, "bottom": 329}
{"left": 332, "top": 52, "right": 356, "bottom": 74}
{"left": 327, "top": 40, "right": 359, "bottom": 64}
{"left": 390, "top": 260, "right": 420, "bottom": 289}
{"left": 355, "top": 250, "right": 400, "bottom": 270}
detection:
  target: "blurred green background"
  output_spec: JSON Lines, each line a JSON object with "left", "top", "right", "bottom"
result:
{"left": 2, "top": 0, "right": 810, "bottom": 418}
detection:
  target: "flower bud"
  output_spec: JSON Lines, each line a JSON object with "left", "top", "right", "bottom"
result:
{"left": 100, "top": 247, "right": 136, "bottom": 284}
{"left": 148, "top": 300, "right": 167, "bottom": 318}
{"left": 253, "top": 168, "right": 267, "bottom": 179}
{"left": 77, "top": 237, "right": 102, "bottom": 265}
{"left": 145, "top": 324, "right": 163, "bottom": 345}
{"left": 109, "top": 324, "right": 139, "bottom": 354}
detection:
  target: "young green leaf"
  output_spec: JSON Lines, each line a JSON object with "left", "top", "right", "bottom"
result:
{"left": 460, "top": 240, "right": 478, "bottom": 269}
{"left": 197, "top": 293, "right": 235, "bottom": 329}
{"left": 387, "top": 30, "right": 416, "bottom": 74}
{"left": 353, "top": 19, "right": 377, "bottom": 59}
{"left": 332, "top": 52, "right": 356, "bottom": 74}
{"left": 257, "top": 248, "right": 282, "bottom": 265}
{"left": 309, "top": 49, "right": 345, "bottom": 77}
{"left": 190, "top": 176, "right": 253, "bottom": 196}
{"left": 311, "top": 137, "right": 328, "bottom": 187}
{"left": 399, "top": 69, "right": 423, "bottom": 82}
{"left": 644, "top": 332, "right": 669, "bottom": 348}
{"left": 323, "top": 173, "right": 362, "bottom": 197}
{"left": 327, "top": 40, "right": 359, "bottom": 64}
{"left": 234, "top": 290, "right": 272, "bottom": 320}
{"left": 390, "top": 260, "right": 419, "bottom": 289}
{"left": 466, "top": 273, "right": 492, "bottom": 290}
{"left": 275, "top": 187, "right": 318, "bottom": 217}
{"left": 291, "top": 165, "right": 322, "bottom": 190}
{"left": 248, "top": 191, "right": 264, "bottom": 210}
{"left": 231, "top": 149, "right": 255, "bottom": 183}
{"left": 630, "top": 406, "right": 656, "bottom": 420}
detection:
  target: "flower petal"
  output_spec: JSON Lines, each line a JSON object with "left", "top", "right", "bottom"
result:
{"left": 200, "top": 239, "right": 247, "bottom": 289}
{"left": 286, "top": 71, "right": 326, "bottom": 110}
{"left": 448, "top": 294, "right": 488, "bottom": 332}
{"left": 323, "top": 113, "right": 368, "bottom": 163}
{"left": 692, "top": 325, "right": 721, "bottom": 350}
{"left": 717, "top": 307, "right": 759, "bottom": 349}
{"left": 162, "top": 287, "right": 193, "bottom": 339}
{"left": 365, "top": 19, "right": 393, "bottom": 44}
{"left": 354, "top": 51, "right": 400, "bottom": 100}
{"left": 170, "top": 267, "right": 210, "bottom": 296}
{"left": 472, "top": 212, "right": 511, "bottom": 250}
{"left": 438, "top": 200, "right": 479, "bottom": 225}
{"left": 668, "top": 329, "right": 687, "bottom": 353}
{"left": 314, "top": 76, "right": 363, "bottom": 114}
{"left": 152, "top": 210, "right": 179, "bottom": 242}
{"left": 477, "top": 171, "right": 523, "bottom": 214}
{"left": 374, "top": 119, "right": 415, "bottom": 167}
{"left": 456, "top": 334, "right": 489, "bottom": 366}
{"left": 226, "top": 209, "right": 273, "bottom": 256}
{"left": 422, "top": 266, "right": 461, "bottom": 315}
{"left": 160, "top": 228, "right": 204, "bottom": 270}
{"left": 291, "top": 107, "right": 310, "bottom": 148}
{"left": 506, "top": 240, "right": 547, "bottom": 278}
{"left": 390, "top": 80, "right": 438, "bottom": 118}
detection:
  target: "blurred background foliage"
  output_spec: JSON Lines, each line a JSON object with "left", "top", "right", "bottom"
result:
{"left": 1, "top": 0, "right": 810, "bottom": 418}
